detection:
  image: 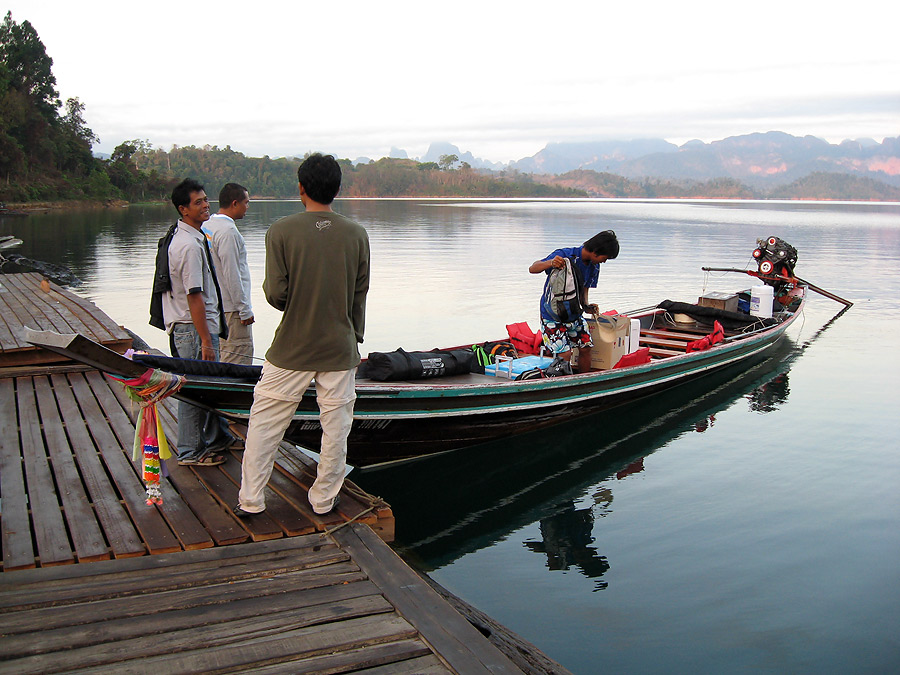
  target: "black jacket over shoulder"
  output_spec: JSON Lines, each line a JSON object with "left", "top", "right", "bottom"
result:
{"left": 149, "top": 223, "right": 177, "bottom": 331}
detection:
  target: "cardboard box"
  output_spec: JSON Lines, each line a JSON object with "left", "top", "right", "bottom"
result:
{"left": 698, "top": 292, "right": 738, "bottom": 313}
{"left": 587, "top": 314, "right": 630, "bottom": 370}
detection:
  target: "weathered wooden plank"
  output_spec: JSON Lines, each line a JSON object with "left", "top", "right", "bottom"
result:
{"left": 423, "top": 573, "right": 573, "bottom": 675}
{"left": 66, "top": 373, "right": 181, "bottom": 555}
{"left": 0, "top": 378, "right": 35, "bottom": 571}
{"left": 242, "top": 640, "right": 440, "bottom": 675}
{"left": 0, "top": 545, "right": 349, "bottom": 611}
{"left": 262, "top": 445, "right": 350, "bottom": 530}
{"left": 273, "top": 457, "right": 381, "bottom": 527}
{"left": 0, "top": 565, "right": 368, "bottom": 636}
{"left": 188, "top": 462, "right": 284, "bottom": 542}
{"left": 13, "top": 274, "right": 106, "bottom": 336}
{"left": 32, "top": 377, "right": 109, "bottom": 563}
{"left": 640, "top": 328, "right": 703, "bottom": 341}
{"left": 272, "top": 443, "right": 376, "bottom": 522}
{"left": 0, "top": 362, "right": 94, "bottom": 379}
{"left": 86, "top": 372, "right": 213, "bottom": 551}
{"left": 648, "top": 347, "right": 683, "bottom": 359}
{"left": 0, "top": 277, "right": 51, "bottom": 343}
{"left": 0, "top": 532, "right": 334, "bottom": 589}
{"left": 0, "top": 276, "right": 57, "bottom": 334}
{"left": 1, "top": 580, "right": 388, "bottom": 659}
{"left": 639, "top": 336, "right": 689, "bottom": 350}
{"left": 17, "top": 273, "right": 127, "bottom": 344}
{"left": 50, "top": 373, "right": 145, "bottom": 559}
{"left": 16, "top": 377, "right": 75, "bottom": 567}
{"left": 2, "top": 274, "right": 77, "bottom": 335}
{"left": 0, "top": 284, "right": 23, "bottom": 350}
{"left": 358, "top": 654, "right": 451, "bottom": 674}
{"left": 276, "top": 442, "right": 395, "bottom": 540}
{"left": 59, "top": 613, "right": 419, "bottom": 675}
{"left": 220, "top": 454, "right": 317, "bottom": 537}
{"left": 333, "top": 523, "right": 522, "bottom": 674}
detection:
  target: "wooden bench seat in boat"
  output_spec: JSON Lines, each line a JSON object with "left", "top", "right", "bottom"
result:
{"left": 639, "top": 336, "right": 689, "bottom": 351}
{"left": 640, "top": 328, "right": 706, "bottom": 341}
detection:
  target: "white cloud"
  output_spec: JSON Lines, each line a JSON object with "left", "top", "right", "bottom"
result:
{"left": 5, "top": 0, "right": 899, "bottom": 163}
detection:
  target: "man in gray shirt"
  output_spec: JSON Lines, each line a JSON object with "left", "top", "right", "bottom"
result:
{"left": 163, "top": 178, "right": 232, "bottom": 466}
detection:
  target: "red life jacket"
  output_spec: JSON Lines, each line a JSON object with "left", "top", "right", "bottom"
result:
{"left": 506, "top": 322, "right": 543, "bottom": 356}
{"left": 685, "top": 321, "right": 724, "bottom": 353}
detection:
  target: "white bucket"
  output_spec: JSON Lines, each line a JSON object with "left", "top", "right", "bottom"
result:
{"left": 750, "top": 284, "right": 774, "bottom": 318}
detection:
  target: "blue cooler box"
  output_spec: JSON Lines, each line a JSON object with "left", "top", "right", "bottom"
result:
{"left": 484, "top": 355, "right": 554, "bottom": 378}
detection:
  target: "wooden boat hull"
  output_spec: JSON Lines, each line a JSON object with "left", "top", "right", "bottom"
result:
{"left": 279, "top": 314, "right": 797, "bottom": 465}
{"left": 26, "top": 290, "right": 804, "bottom": 468}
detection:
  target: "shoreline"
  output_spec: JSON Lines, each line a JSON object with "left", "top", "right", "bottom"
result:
{"left": 4, "top": 196, "right": 899, "bottom": 212}
{"left": 3, "top": 199, "right": 132, "bottom": 212}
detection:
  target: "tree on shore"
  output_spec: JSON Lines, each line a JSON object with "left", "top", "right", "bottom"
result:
{"left": 0, "top": 12, "right": 121, "bottom": 201}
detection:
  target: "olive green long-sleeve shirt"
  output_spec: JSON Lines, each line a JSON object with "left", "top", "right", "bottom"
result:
{"left": 263, "top": 210, "right": 369, "bottom": 371}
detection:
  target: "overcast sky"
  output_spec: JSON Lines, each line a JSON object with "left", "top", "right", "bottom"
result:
{"left": 6, "top": 0, "right": 899, "bottom": 163}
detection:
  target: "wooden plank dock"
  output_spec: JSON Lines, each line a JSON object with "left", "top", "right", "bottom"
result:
{"left": 0, "top": 272, "right": 566, "bottom": 673}
{"left": 0, "top": 369, "right": 393, "bottom": 571}
{"left": 0, "top": 524, "right": 525, "bottom": 673}
{"left": 0, "top": 273, "right": 132, "bottom": 367}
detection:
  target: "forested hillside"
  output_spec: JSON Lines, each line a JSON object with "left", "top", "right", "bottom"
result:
{"left": 2, "top": 11, "right": 897, "bottom": 205}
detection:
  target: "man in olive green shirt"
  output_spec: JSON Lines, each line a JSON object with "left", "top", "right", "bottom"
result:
{"left": 236, "top": 154, "right": 370, "bottom": 516}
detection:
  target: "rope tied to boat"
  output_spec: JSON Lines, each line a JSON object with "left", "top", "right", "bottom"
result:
{"left": 110, "top": 368, "right": 185, "bottom": 505}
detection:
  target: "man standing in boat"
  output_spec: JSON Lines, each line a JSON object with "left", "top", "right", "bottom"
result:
{"left": 202, "top": 183, "right": 255, "bottom": 365}
{"left": 160, "top": 178, "right": 233, "bottom": 466}
{"left": 529, "top": 230, "right": 619, "bottom": 373}
{"left": 234, "top": 153, "right": 370, "bottom": 518}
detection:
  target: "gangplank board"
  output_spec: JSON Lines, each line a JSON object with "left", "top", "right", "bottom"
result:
{"left": 0, "top": 528, "right": 522, "bottom": 674}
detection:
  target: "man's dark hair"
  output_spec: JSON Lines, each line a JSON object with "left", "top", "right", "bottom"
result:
{"left": 218, "top": 182, "right": 248, "bottom": 207}
{"left": 171, "top": 178, "right": 205, "bottom": 214}
{"left": 584, "top": 230, "right": 620, "bottom": 259}
{"left": 297, "top": 153, "right": 342, "bottom": 205}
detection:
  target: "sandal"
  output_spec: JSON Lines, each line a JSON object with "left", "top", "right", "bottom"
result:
{"left": 178, "top": 453, "right": 226, "bottom": 467}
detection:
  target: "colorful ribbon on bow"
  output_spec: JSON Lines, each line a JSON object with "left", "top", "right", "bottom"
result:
{"left": 111, "top": 367, "right": 185, "bottom": 505}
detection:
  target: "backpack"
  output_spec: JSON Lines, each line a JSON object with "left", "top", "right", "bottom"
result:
{"left": 546, "top": 257, "right": 585, "bottom": 323}
{"left": 472, "top": 340, "right": 518, "bottom": 367}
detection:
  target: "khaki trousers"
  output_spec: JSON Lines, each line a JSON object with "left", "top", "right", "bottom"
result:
{"left": 220, "top": 311, "right": 254, "bottom": 365}
{"left": 237, "top": 362, "right": 356, "bottom": 514}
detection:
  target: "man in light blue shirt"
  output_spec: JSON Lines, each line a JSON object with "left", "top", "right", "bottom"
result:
{"left": 203, "top": 183, "right": 255, "bottom": 365}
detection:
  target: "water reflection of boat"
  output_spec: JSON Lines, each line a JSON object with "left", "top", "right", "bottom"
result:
{"left": 354, "top": 337, "right": 806, "bottom": 571}
{"left": 0, "top": 234, "right": 24, "bottom": 249}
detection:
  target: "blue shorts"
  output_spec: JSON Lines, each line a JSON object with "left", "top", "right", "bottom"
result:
{"left": 540, "top": 317, "right": 593, "bottom": 354}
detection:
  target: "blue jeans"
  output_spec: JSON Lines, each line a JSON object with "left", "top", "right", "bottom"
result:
{"left": 171, "top": 324, "right": 232, "bottom": 461}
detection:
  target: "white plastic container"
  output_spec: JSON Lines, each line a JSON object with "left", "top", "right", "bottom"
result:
{"left": 629, "top": 318, "right": 641, "bottom": 353}
{"left": 750, "top": 284, "right": 774, "bottom": 318}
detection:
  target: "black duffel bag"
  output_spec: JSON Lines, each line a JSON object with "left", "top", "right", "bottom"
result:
{"left": 363, "top": 348, "right": 480, "bottom": 381}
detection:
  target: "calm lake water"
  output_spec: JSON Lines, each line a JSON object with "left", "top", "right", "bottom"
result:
{"left": 3, "top": 199, "right": 899, "bottom": 673}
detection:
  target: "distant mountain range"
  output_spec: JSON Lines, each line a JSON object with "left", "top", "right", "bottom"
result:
{"left": 391, "top": 132, "right": 900, "bottom": 188}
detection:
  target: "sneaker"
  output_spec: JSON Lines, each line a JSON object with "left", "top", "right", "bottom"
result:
{"left": 233, "top": 504, "right": 263, "bottom": 518}
{"left": 178, "top": 452, "right": 226, "bottom": 467}
{"left": 313, "top": 495, "right": 340, "bottom": 516}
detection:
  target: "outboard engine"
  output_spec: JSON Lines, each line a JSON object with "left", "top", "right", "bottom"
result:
{"left": 752, "top": 236, "right": 798, "bottom": 287}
